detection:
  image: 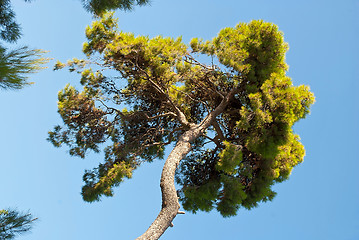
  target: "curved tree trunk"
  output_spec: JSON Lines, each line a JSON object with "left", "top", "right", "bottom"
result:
{"left": 136, "top": 126, "right": 201, "bottom": 240}
{"left": 136, "top": 89, "right": 237, "bottom": 240}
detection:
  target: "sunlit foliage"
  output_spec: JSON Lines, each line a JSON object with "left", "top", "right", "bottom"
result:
{"left": 49, "top": 12, "right": 314, "bottom": 216}
{"left": 0, "top": 46, "right": 47, "bottom": 90}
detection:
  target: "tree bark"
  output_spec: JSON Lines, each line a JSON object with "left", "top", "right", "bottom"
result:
{"left": 136, "top": 89, "right": 237, "bottom": 240}
{"left": 135, "top": 126, "right": 202, "bottom": 240}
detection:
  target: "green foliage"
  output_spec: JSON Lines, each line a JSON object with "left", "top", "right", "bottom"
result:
{"left": 81, "top": 0, "right": 150, "bottom": 15}
{"left": 0, "top": 0, "right": 48, "bottom": 90}
{"left": 0, "top": 0, "right": 22, "bottom": 43}
{"left": 0, "top": 2, "right": 42, "bottom": 238}
{"left": 181, "top": 180, "right": 221, "bottom": 213}
{"left": 82, "top": 160, "right": 135, "bottom": 201}
{"left": 0, "top": 0, "right": 33, "bottom": 43}
{"left": 0, "top": 46, "right": 48, "bottom": 90}
{"left": 177, "top": 20, "right": 314, "bottom": 215}
{"left": 50, "top": 13, "right": 314, "bottom": 217}
{"left": 216, "top": 141, "right": 242, "bottom": 175}
{"left": 0, "top": 208, "right": 37, "bottom": 239}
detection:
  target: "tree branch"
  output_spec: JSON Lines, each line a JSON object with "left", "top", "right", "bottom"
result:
{"left": 168, "top": 84, "right": 210, "bottom": 114}
{"left": 212, "top": 119, "right": 225, "bottom": 142}
{"left": 134, "top": 63, "right": 191, "bottom": 127}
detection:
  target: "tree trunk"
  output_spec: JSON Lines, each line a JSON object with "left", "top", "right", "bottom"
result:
{"left": 136, "top": 89, "right": 237, "bottom": 240}
{"left": 136, "top": 126, "right": 200, "bottom": 240}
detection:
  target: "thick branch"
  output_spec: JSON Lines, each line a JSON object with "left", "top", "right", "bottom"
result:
{"left": 212, "top": 119, "right": 225, "bottom": 142}
{"left": 136, "top": 88, "right": 238, "bottom": 240}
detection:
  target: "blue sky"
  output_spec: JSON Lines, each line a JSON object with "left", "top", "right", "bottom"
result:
{"left": 1, "top": 0, "right": 358, "bottom": 239}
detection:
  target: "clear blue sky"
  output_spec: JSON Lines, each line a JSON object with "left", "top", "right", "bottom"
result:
{"left": 1, "top": 0, "right": 358, "bottom": 239}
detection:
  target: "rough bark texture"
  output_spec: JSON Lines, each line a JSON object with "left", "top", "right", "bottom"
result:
{"left": 136, "top": 90, "right": 236, "bottom": 240}
{"left": 136, "top": 130, "right": 194, "bottom": 240}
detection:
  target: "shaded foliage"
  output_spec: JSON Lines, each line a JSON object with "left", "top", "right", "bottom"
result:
{"left": 0, "top": 209, "right": 37, "bottom": 239}
{"left": 0, "top": 0, "right": 23, "bottom": 43}
{"left": 49, "top": 13, "right": 314, "bottom": 217}
{"left": 0, "top": 0, "right": 33, "bottom": 43}
{"left": 0, "top": 0, "right": 48, "bottom": 90}
{"left": 81, "top": 0, "right": 150, "bottom": 15}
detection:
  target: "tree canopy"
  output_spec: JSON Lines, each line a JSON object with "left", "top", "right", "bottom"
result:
{"left": 49, "top": 12, "right": 314, "bottom": 239}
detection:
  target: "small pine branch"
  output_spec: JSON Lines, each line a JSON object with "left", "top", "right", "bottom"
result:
{"left": 0, "top": 208, "right": 37, "bottom": 239}
{"left": 0, "top": 45, "right": 49, "bottom": 90}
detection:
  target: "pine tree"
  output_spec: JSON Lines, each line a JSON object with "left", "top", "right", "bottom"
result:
{"left": 49, "top": 13, "right": 315, "bottom": 239}
{"left": 0, "top": 209, "right": 37, "bottom": 239}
